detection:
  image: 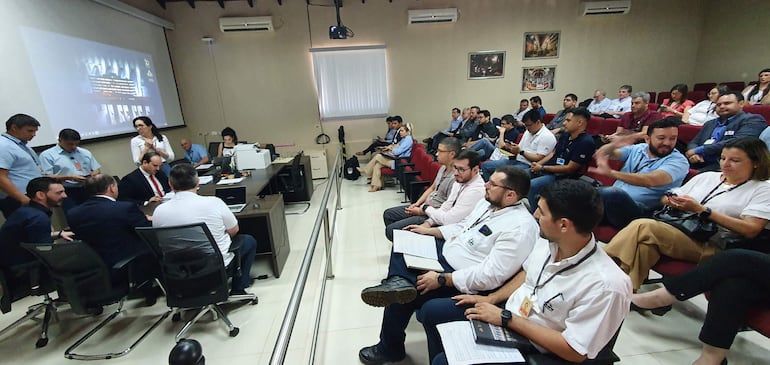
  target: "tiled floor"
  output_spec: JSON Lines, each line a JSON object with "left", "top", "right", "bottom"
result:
{"left": 1, "top": 178, "right": 769, "bottom": 364}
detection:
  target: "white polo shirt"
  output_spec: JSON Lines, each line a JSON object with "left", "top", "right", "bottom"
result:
{"left": 505, "top": 237, "right": 631, "bottom": 358}
{"left": 517, "top": 126, "right": 557, "bottom": 165}
{"left": 152, "top": 191, "right": 237, "bottom": 265}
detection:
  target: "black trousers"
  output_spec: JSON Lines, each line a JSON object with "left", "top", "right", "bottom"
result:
{"left": 663, "top": 249, "right": 770, "bottom": 349}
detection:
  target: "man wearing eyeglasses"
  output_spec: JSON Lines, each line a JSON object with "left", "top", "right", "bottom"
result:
{"left": 420, "top": 180, "right": 631, "bottom": 365}
{"left": 39, "top": 128, "right": 101, "bottom": 212}
{"left": 358, "top": 165, "right": 538, "bottom": 365}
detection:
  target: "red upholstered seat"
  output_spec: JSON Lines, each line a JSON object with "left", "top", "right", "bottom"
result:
{"left": 593, "top": 225, "right": 619, "bottom": 243}
{"left": 743, "top": 105, "right": 770, "bottom": 125}
{"left": 652, "top": 256, "right": 697, "bottom": 277}
{"left": 647, "top": 92, "right": 657, "bottom": 104}
{"left": 688, "top": 90, "right": 707, "bottom": 103}
{"left": 693, "top": 82, "right": 717, "bottom": 92}
{"left": 648, "top": 103, "right": 659, "bottom": 112}
{"left": 586, "top": 117, "right": 604, "bottom": 135}
{"left": 657, "top": 92, "right": 671, "bottom": 105}
{"left": 543, "top": 113, "right": 555, "bottom": 125}
{"left": 678, "top": 125, "right": 702, "bottom": 145}
{"left": 601, "top": 118, "right": 620, "bottom": 135}
{"left": 747, "top": 308, "right": 770, "bottom": 338}
{"left": 719, "top": 81, "right": 745, "bottom": 91}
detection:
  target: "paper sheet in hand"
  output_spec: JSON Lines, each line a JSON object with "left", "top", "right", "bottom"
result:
{"left": 393, "top": 230, "right": 443, "bottom": 272}
{"left": 436, "top": 321, "right": 525, "bottom": 365}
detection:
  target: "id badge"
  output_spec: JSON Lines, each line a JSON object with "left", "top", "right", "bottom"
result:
{"left": 724, "top": 130, "right": 735, "bottom": 136}
{"left": 519, "top": 295, "right": 534, "bottom": 317}
{"left": 704, "top": 138, "right": 715, "bottom": 145}
{"left": 556, "top": 158, "right": 566, "bottom": 165}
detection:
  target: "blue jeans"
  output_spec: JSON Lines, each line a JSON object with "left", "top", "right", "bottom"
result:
{"left": 528, "top": 173, "right": 557, "bottom": 212}
{"left": 597, "top": 186, "right": 650, "bottom": 229}
{"left": 416, "top": 297, "right": 471, "bottom": 362}
{"left": 376, "top": 240, "right": 459, "bottom": 356}
{"left": 469, "top": 139, "right": 496, "bottom": 160}
{"left": 229, "top": 234, "right": 257, "bottom": 290}
{"left": 481, "top": 159, "right": 531, "bottom": 181}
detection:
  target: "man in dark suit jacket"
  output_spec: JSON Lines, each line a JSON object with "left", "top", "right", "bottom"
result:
{"left": 68, "top": 173, "right": 160, "bottom": 305}
{"left": 118, "top": 152, "right": 170, "bottom": 204}
{"left": 686, "top": 91, "right": 767, "bottom": 172}
{"left": 67, "top": 174, "right": 152, "bottom": 268}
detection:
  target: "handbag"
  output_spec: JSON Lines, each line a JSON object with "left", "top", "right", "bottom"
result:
{"left": 652, "top": 206, "right": 718, "bottom": 242}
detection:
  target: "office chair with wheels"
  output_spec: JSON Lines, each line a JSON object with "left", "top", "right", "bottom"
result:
{"left": 135, "top": 223, "right": 257, "bottom": 341}
{"left": 22, "top": 241, "right": 167, "bottom": 360}
{"left": 0, "top": 262, "right": 58, "bottom": 348}
{"left": 277, "top": 153, "right": 311, "bottom": 214}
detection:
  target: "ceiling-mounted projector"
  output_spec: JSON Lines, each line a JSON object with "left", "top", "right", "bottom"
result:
{"left": 329, "top": 25, "right": 348, "bottom": 39}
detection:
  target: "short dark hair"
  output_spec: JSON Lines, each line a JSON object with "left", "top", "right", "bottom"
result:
{"left": 6, "top": 114, "right": 41, "bottom": 131}
{"left": 724, "top": 137, "right": 770, "bottom": 181}
{"left": 568, "top": 107, "right": 591, "bottom": 122}
{"left": 565, "top": 93, "right": 578, "bottom": 102}
{"left": 646, "top": 117, "right": 680, "bottom": 136}
{"left": 455, "top": 149, "right": 481, "bottom": 168}
{"left": 470, "top": 106, "right": 481, "bottom": 112}
{"left": 670, "top": 84, "right": 689, "bottom": 101}
{"left": 530, "top": 96, "right": 542, "bottom": 104}
{"left": 522, "top": 109, "right": 541, "bottom": 124}
{"left": 438, "top": 137, "right": 462, "bottom": 155}
{"left": 495, "top": 165, "right": 530, "bottom": 200}
{"left": 500, "top": 114, "right": 516, "bottom": 124}
{"left": 391, "top": 115, "right": 403, "bottom": 124}
{"left": 539, "top": 179, "right": 603, "bottom": 235}
{"left": 719, "top": 90, "right": 745, "bottom": 102}
{"left": 26, "top": 177, "right": 58, "bottom": 199}
{"left": 385, "top": 116, "right": 393, "bottom": 122}
{"left": 479, "top": 110, "right": 491, "bottom": 119}
{"left": 620, "top": 85, "right": 633, "bottom": 93}
{"left": 141, "top": 152, "right": 159, "bottom": 164}
{"left": 58, "top": 128, "right": 81, "bottom": 141}
{"left": 519, "top": 99, "right": 528, "bottom": 104}
{"left": 84, "top": 174, "right": 116, "bottom": 196}
{"left": 452, "top": 107, "right": 461, "bottom": 114}
{"left": 169, "top": 164, "right": 199, "bottom": 191}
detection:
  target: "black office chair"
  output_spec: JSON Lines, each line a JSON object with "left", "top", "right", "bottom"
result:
{"left": 207, "top": 142, "right": 220, "bottom": 159}
{"left": 277, "top": 152, "right": 311, "bottom": 214}
{"left": 22, "top": 241, "right": 167, "bottom": 360}
{"left": 0, "top": 262, "right": 58, "bottom": 348}
{"left": 135, "top": 223, "right": 257, "bottom": 341}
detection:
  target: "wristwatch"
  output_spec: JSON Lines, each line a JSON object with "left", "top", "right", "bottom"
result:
{"left": 501, "top": 309, "right": 512, "bottom": 328}
{"left": 437, "top": 273, "right": 446, "bottom": 287}
{"left": 699, "top": 207, "right": 712, "bottom": 219}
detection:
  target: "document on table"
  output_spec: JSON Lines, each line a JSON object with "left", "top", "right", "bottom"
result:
{"left": 198, "top": 175, "right": 214, "bottom": 184}
{"left": 392, "top": 229, "right": 438, "bottom": 259}
{"left": 196, "top": 163, "right": 213, "bottom": 170}
{"left": 393, "top": 229, "right": 443, "bottom": 272}
{"left": 216, "top": 177, "right": 245, "bottom": 185}
{"left": 436, "top": 321, "right": 525, "bottom": 365}
{"left": 273, "top": 157, "right": 294, "bottom": 164}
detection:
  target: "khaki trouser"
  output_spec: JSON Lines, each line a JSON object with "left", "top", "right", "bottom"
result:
{"left": 603, "top": 218, "right": 719, "bottom": 290}
{"left": 361, "top": 153, "right": 392, "bottom": 188}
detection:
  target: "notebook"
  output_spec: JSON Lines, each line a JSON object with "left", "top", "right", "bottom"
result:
{"left": 215, "top": 186, "right": 247, "bottom": 213}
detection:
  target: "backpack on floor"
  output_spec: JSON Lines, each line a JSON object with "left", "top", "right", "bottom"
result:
{"left": 344, "top": 156, "right": 360, "bottom": 180}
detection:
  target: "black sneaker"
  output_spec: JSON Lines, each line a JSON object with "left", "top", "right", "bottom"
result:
{"left": 358, "top": 344, "right": 406, "bottom": 365}
{"left": 360, "top": 276, "right": 417, "bottom": 307}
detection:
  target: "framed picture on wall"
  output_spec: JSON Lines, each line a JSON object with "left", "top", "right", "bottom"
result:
{"left": 468, "top": 51, "right": 505, "bottom": 79}
{"left": 523, "top": 31, "right": 560, "bottom": 59}
{"left": 521, "top": 66, "right": 556, "bottom": 92}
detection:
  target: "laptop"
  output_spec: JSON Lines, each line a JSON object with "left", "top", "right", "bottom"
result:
{"left": 215, "top": 186, "right": 247, "bottom": 213}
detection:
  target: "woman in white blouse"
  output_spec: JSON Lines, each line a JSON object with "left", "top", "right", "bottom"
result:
{"left": 130, "top": 116, "right": 175, "bottom": 176}
{"left": 741, "top": 68, "right": 770, "bottom": 105}
{"left": 683, "top": 86, "right": 726, "bottom": 126}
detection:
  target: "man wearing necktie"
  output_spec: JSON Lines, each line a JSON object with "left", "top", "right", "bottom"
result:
{"left": 0, "top": 114, "right": 44, "bottom": 218}
{"left": 117, "top": 152, "right": 170, "bottom": 205}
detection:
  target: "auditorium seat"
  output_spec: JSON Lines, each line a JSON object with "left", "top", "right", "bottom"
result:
{"left": 743, "top": 105, "right": 770, "bottom": 124}
{"left": 647, "top": 92, "right": 657, "bottom": 104}
{"left": 543, "top": 114, "right": 555, "bottom": 125}
{"left": 678, "top": 125, "right": 702, "bottom": 145}
{"left": 601, "top": 118, "right": 620, "bottom": 135}
{"left": 656, "top": 92, "right": 671, "bottom": 105}
{"left": 693, "top": 82, "right": 717, "bottom": 92}
{"left": 586, "top": 117, "right": 604, "bottom": 135}
{"left": 719, "top": 81, "right": 745, "bottom": 91}
{"left": 688, "top": 90, "right": 707, "bottom": 103}
{"left": 648, "top": 103, "right": 659, "bottom": 112}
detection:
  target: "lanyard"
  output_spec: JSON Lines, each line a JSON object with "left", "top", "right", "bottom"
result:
{"left": 3, "top": 134, "right": 41, "bottom": 166}
{"left": 468, "top": 209, "right": 491, "bottom": 229}
{"left": 530, "top": 243, "right": 597, "bottom": 297}
{"left": 699, "top": 179, "right": 748, "bottom": 205}
{"left": 632, "top": 152, "right": 663, "bottom": 173}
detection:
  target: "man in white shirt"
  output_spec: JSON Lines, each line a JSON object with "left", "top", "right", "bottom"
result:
{"left": 587, "top": 89, "right": 614, "bottom": 117}
{"left": 420, "top": 180, "right": 631, "bottom": 364}
{"left": 152, "top": 164, "right": 257, "bottom": 295}
{"left": 358, "top": 166, "right": 538, "bottom": 365}
{"left": 481, "top": 109, "right": 557, "bottom": 180}
{"left": 514, "top": 99, "right": 531, "bottom": 122}
{"left": 605, "top": 85, "right": 633, "bottom": 119}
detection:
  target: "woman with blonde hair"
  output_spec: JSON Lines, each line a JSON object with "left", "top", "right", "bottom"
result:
{"left": 358, "top": 123, "right": 414, "bottom": 192}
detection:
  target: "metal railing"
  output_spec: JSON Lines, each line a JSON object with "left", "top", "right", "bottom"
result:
{"left": 269, "top": 147, "right": 343, "bottom": 365}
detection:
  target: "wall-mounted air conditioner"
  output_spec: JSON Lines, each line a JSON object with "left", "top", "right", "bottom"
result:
{"left": 219, "top": 16, "right": 273, "bottom": 32}
{"left": 408, "top": 8, "right": 458, "bottom": 24}
{"left": 581, "top": 0, "right": 631, "bottom": 16}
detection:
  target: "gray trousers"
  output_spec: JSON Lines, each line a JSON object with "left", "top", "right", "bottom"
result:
{"left": 383, "top": 205, "right": 428, "bottom": 241}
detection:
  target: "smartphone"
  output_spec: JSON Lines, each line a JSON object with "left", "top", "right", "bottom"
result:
{"left": 665, "top": 192, "right": 677, "bottom": 197}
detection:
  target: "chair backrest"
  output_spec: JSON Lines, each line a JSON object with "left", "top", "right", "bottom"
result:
{"left": 693, "top": 82, "right": 716, "bottom": 92}
{"left": 1, "top": 262, "right": 54, "bottom": 314}
{"left": 135, "top": 223, "right": 229, "bottom": 308}
{"left": 719, "top": 81, "right": 745, "bottom": 91}
{"left": 689, "top": 90, "right": 707, "bottom": 103}
{"left": 208, "top": 142, "right": 220, "bottom": 159}
{"left": 22, "top": 241, "right": 122, "bottom": 314}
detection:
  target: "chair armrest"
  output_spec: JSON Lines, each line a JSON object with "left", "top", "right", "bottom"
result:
{"left": 112, "top": 253, "right": 141, "bottom": 271}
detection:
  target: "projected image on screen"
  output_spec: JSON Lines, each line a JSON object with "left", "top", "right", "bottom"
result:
{"left": 20, "top": 26, "right": 167, "bottom": 139}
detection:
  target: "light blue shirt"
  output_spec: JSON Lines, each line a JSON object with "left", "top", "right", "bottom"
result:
{"left": 614, "top": 143, "right": 689, "bottom": 209}
{"left": 39, "top": 145, "right": 101, "bottom": 187}
{"left": 443, "top": 116, "right": 464, "bottom": 133}
{"left": 587, "top": 98, "right": 614, "bottom": 114}
{"left": 0, "top": 133, "right": 43, "bottom": 199}
{"left": 183, "top": 143, "right": 209, "bottom": 164}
